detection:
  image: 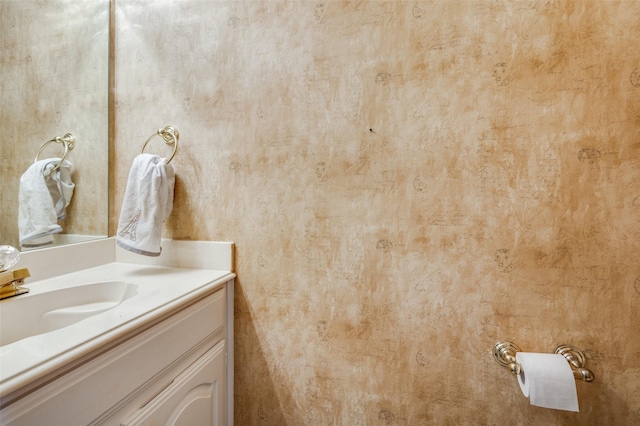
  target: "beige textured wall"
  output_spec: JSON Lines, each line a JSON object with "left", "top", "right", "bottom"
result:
{"left": 113, "top": 1, "right": 640, "bottom": 424}
{"left": 0, "top": 0, "right": 109, "bottom": 248}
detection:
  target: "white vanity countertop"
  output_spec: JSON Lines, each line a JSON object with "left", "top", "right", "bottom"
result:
{"left": 0, "top": 239, "right": 235, "bottom": 400}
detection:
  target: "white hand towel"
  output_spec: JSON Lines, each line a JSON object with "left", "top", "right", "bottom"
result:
{"left": 116, "top": 153, "right": 175, "bottom": 256}
{"left": 18, "top": 158, "right": 75, "bottom": 247}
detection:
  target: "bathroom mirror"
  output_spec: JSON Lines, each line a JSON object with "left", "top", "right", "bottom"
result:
{"left": 0, "top": 0, "right": 110, "bottom": 250}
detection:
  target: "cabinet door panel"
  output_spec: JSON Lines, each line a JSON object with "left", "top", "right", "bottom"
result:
{"left": 121, "top": 340, "right": 225, "bottom": 426}
{"left": 170, "top": 384, "right": 215, "bottom": 426}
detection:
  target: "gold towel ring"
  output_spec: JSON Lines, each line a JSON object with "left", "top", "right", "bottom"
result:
{"left": 34, "top": 133, "right": 76, "bottom": 172}
{"left": 140, "top": 125, "right": 179, "bottom": 164}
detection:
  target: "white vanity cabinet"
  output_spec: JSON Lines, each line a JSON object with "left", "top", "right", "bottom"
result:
{"left": 0, "top": 280, "right": 234, "bottom": 426}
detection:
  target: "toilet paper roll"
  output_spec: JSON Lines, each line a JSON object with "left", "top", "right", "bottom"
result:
{"left": 515, "top": 352, "right": 579, "bottom": 412}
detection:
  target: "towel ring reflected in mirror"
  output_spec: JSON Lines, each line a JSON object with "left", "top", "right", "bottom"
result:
{"left": 140, "top": 126, "right": 179, "bottom": 164}
{"left": 34, "top": 133, "right": 76, "bottom": 173}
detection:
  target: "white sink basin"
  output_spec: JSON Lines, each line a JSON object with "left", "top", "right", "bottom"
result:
{"left": 0, "top": 281, "right": 138, "bottom": 346}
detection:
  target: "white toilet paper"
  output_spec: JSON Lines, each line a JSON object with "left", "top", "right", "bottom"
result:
{"left": 515, "top": 352, "right": 579, "bottom": 412}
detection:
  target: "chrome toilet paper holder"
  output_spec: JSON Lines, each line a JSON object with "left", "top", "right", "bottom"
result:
{"left": 493, "top": 340, "right": 594, "bottom": 382}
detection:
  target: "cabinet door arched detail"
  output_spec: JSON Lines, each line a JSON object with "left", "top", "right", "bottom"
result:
{"left": 122, "top": 341, "right": 226, "bottom": 426}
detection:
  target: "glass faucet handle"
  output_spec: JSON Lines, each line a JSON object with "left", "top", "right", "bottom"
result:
{"left": 0, "top": 245, "right": 20, "bottom": 272}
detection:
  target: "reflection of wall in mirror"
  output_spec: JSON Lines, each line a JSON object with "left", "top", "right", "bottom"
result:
{"left": 0, "top": 0, "right": 110, "bottom": 249}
